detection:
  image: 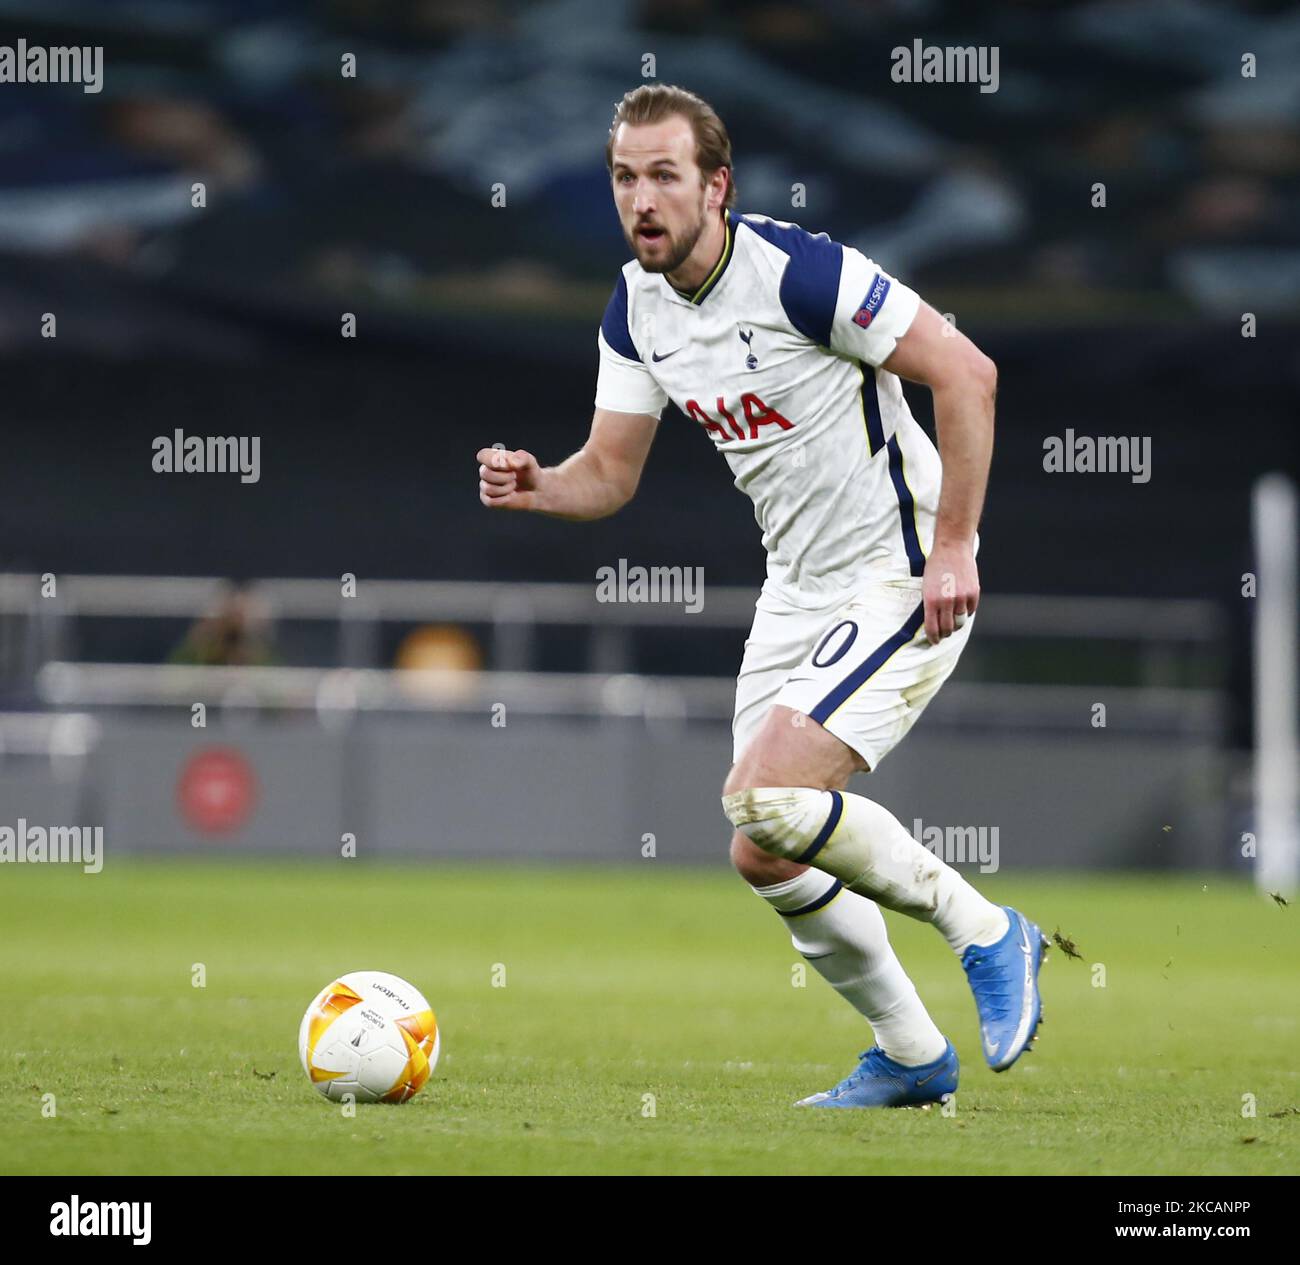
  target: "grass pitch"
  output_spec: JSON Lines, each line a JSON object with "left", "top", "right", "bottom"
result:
{"left": 1, "top": 860, "right": 1296, "bottom": 1175}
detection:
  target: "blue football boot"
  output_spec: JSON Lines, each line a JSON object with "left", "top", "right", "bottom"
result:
{"left": 961, "top": 905, "right": 1049, "bottom": 1071}
{"left": 794, "top": 1040, "right": 959, "bottom": 1108}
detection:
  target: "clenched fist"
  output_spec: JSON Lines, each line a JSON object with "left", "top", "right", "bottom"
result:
{"left": 477, "top": 447, "right": 542, "bottom": 511}
{"left": 921, "top": 540, "right": 979, "bottom": 643}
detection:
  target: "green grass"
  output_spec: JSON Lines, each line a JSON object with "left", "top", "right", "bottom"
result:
{"left": 0, "top": 861, "right": 1296, "bottom": 1175}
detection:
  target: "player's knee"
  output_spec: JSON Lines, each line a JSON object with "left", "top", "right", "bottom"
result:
{"left": 720, "top": 784, "right": 828, "bottom": 860}
{"left": 729, "top": 831, "right": 806, "bottom": 885}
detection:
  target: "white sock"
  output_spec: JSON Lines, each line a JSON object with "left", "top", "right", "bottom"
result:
{"left": 725, "top": 786, "right": 1010, "bottom": 954}
{"left": 933, "top": 865, "right": 1010, "bottom": 954}
{"left": 754, "top": 867, "right": 949, "bottom": 1066}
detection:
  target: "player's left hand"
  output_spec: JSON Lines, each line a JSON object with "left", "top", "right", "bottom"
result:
{"left": 921, "top": 541, "right": 979, "bottom": 643}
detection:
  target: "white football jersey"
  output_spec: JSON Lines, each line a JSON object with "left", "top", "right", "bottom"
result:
{"left": 595, "top": 210, "right": 975, "bottom": 609}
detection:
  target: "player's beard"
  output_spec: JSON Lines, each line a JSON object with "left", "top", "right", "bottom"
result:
{"left": 627, "top": 196, "right": 708, "bottom": 276}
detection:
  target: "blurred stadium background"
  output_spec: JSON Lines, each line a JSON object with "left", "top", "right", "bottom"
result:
{"left": 0, "top": 0, "right": 1297, "bottom": 880}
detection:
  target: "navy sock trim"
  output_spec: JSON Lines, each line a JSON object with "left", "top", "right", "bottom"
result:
{"left": 778, "top": 877, "right": 843, "bottom": 918}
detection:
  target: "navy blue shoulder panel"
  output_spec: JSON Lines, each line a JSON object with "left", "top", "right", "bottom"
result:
{"left": 600, "top": 270, "right": 640, "bottom": 362}
{"left": 736, "top": 216, "right": 842, "bottom": 348}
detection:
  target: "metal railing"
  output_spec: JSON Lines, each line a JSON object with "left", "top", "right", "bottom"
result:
{"left": 0, "top": 572, "right": 1230, "bottom": 739}
{"left": 29, "top": 661, "right": 1224, "bottom": 738}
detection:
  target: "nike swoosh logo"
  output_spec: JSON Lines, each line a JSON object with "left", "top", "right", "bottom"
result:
{"left": 801, "top": 952, "right": 834, "bottom": 961}
{"left": 983, "top": 1029, "right": 999, "bottom": 1057}
{"left": 916, "top": 1064, "right": 948, "bottom": 1086}
{"left": 651, "top": 348, "right": 681, "bottom": 362}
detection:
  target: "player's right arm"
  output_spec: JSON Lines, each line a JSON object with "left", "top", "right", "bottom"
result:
{"left": 476, "top": 407, "right": 659, "bottom": 521}
{"left": 477, "top": 271, "right": 669, "bottom": 522}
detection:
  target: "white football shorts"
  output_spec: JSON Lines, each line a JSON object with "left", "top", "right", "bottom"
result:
{"left": 731, "top": 574, "right": 974, "bottom": 770}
